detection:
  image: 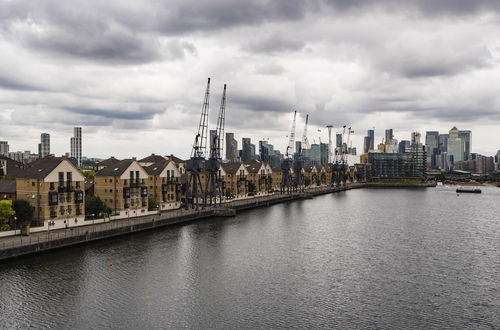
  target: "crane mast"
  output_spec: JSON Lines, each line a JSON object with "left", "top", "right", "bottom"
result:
{"left": 286, "top": 111, "right": 297, "bottom": 158}
{"left": 301, "top": 114, "right": 310, "bottom": 151}
{"left": 191, "top": 78, "right": 211, "bottom": 158}
{"left": 205, "top": 83, "right": 227, "bottom": 207}
{"left": 185, "top": 78, "right": 211, "bottom": 210}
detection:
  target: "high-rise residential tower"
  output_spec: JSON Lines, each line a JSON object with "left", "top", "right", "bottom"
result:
{"left": 385, "top": 129, "right": 393, "bottom": 143}
{"left": 40, "top": 133, "right": 50, "bottom": 158}
{"left": 363, "top": 129, "right": 375, "bottom": 154}
{"left": 225, "top": 133, "right": 238, "bottom": 161}
{"left": 0, "top": 141, "right": 9, "bottom": 156}
{"left": 70, "top": 127, "right": 82, "bottom": 168}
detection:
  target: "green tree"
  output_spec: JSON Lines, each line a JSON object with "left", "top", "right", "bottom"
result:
{"left": 0, "top": 200, "right": 15, "bottom": 231}
{"left": 304, "top": 176, "right": 311, "bottom": 187}
{"left": 12, "top": 199, "right": 34, "bottom": 228}
{"left": 80, "top": 170, "right": 96, "bottom": 180}
{"left": 148, "top": 196, "right": 158, "bottom": 211}
{"left": 85, "top": 196, "right": 110, "bottom": 219}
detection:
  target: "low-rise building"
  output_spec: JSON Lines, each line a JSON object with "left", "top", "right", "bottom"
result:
{"left": 221, "top": 162, "right": 249, "bottom": 198}
{"left": 144, "top": 159, "right": 182, "bottom": 210}
{"left": 15, "top": 157, "right": 85, "bottom": 229}
{"left": 94, "top": 159, "right": 149, "bottom": 218}
{"left": 0, "top": 179, "right": 16, "bottom": 201}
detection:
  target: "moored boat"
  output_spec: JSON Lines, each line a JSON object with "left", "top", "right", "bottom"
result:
{"left": 456, "top": 187, "right": 481, "bottom": 193}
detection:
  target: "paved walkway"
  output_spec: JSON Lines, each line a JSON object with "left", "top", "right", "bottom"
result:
{"left": 0, "top": 184, "right": 362, "bottom": 251}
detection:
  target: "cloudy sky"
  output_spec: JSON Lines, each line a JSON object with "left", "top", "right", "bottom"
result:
{"left": 1, "top": 0, "right": 500, "bottom": 159}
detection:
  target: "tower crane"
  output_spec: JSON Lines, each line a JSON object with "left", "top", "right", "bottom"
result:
{"left": 301, "top": 114, "right": 310, "bottom": 151}
{"left": 185, "top": 78, "right": 210, "bottom": 210}
{"left": 205, "top": 84, "right": 227, "bottom": 206}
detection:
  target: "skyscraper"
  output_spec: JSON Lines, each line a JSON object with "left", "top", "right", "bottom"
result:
{"left": 70, "top": 127, "right": 82, "bottom": 168}
{"left": 225, "top": 133, "right": 238, "bottom": 161}
{"left": 411, "top": 132, "right": 421, "bottom": 145}
{"left": 438, "top": 134, "right": 448, "bottom": 154}
{"left": 458, "top": 130, "right": 471, "bottom": 160}
{"left": 209, "top": 130, "right": 217, "bottom": 154}
{"left": 425, "top": 131, "right": 439, "bottom": 168}
{"left": 0, "top": 141, "right": 9, "bottom": 156}
{"left": 40, "top": 133, "right": 50, "bottom": 158}
{"left": 447, "top": 126, "right": 464, "bottom": 165}
{"left": 363, "top": 129, "right": 375, "bottom": 154}
{"left": 241, "top": 138, "right": 252, "bottom": 162}
{"left": 385, "top": 129, "right": 393, "bottom": 143}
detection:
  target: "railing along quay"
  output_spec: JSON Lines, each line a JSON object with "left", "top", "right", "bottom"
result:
{"left": 0, "top": 183, "right": 367, "bottom": 261}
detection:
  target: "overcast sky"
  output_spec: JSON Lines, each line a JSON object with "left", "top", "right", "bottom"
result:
{"left": 1, "top": 0, "right": 500, "bottom": 159}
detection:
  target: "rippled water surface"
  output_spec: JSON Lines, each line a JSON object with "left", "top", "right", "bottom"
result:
{"left": 1, "top": 186, "right": 500, "bottom": 329}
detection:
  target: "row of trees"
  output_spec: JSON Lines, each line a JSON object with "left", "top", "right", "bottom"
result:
{"left": 0, "top": 200, "right": 34, "bottom": 231}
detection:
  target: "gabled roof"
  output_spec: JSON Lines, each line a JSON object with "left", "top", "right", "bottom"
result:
{"left": 271, "top": 166, "right": 282, "bottom": 172}
{"left": 165, "top": 154, "right": 185, "bottom": 164}
{"left": 303, "top": 165, "right": 315, "bottom": 173}
{"left": 0, "top": 156, "right": 24, "bottom": 177}
{"left": 139, "top": 154, "right": 166, "bottom": 163}
{"left": 0, "top": 179, "right": 16, "bottom": 193}
{"left": 96, "top": 157, "right": 121, "bottom": 167}
{"left": 243, "top": 160, "right": 264, "bottom": 174}
{"left": 144, "top": 159, "right": 172, "bottom": 176}
{"left": 15, "top": 157, "right": 65, "bottom": 179}
{"left": 221, "top": 162, "right": 244, "bottom": 175}
{"left": 95, "top": 159, "right": 135, "bottom": 177}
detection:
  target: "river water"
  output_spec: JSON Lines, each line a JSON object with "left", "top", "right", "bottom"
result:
{"left": 1, "top": 186, "right": 499, "bottom": 329}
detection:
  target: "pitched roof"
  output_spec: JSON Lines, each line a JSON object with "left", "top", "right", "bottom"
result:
{"left": 304, "top": 165, "right": 315, "bottom": 173}
{"left": 0, "top": 179, "right": 16, "bottom": 193}
{"left": 96, "top": 157, "right": 121, "bottom": 167}
{"left": 139, "top": 154, "right": 166, "bottom": 163}
{"left": 0, "top": 156, "right": 24, "bottom": 177}
{"left": 144, "top": 159, "right": 172, "bottom": 176}
{"left": 15, "top": 157, "right": 64, "bottom": 179}
{"left": 243, "top": 161, "right": 263, "bottom": 174}
{"left": 166, "top": 154, "right": 185, "bottom": 164}
{"left": 95, "top": 159, "right": 135, "bottom": 177}
{"left": 220, "top": 162, "right": 243, "bottom": 175}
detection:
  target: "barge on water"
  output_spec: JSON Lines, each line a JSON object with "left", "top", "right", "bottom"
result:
{"left": 456, "top": 187, "right": 482, "bottom": 194}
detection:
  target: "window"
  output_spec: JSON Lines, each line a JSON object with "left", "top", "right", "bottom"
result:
{"left": 58, "top": 172, "right": 64, "bottom": 187}
{"left": 76, "top": 182, "right": 80, "bottom": 189}
{"left": 60, "top": 206, "right": 65, "bottom": 215}
{"left": 50, "top": 182, "right": 54, "bottom": 190}
{"left": 59, "top": 194, "right": 65, "bottom": 203}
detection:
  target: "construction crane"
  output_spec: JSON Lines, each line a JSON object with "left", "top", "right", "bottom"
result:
{"left": 281, "top": 111, "right": 296, "bottom": 194}
{"left": 205, "top": 84, "right": 227, "bottom": 206}
{"left": 185, "top": 78, "right": 211, "bottom": 210}
{"left": 301, "top": 114, "right": 310, "bottom": 151}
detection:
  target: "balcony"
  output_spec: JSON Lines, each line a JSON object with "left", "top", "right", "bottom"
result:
{"left": 49, "top": 191, "right": 58, "bottom": 206}
{"left": 140, "top": 186, "right": 148, "bottom": 197}
{"left": 123, "top": 187, "right": 131, "bottom": 199}
{"left": 74, "top": 190, "right": 84, "bottom": 204}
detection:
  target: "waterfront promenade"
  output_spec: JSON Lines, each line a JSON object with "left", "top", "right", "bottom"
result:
{"left": 0, "top": 182, "right": 434, "bottom": 261}
{"left": 0, "top": 183, "right": 365, "bottom": 261}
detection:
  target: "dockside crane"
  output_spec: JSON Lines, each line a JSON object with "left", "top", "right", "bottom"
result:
{"left": 185, "top": 78, "right": 211, "bottom": 210}
{"left": 281, "top": 111, "right": 296, "bottom": 194}
{"left": 205, "top": 84, "right": 227, "bottom": 206}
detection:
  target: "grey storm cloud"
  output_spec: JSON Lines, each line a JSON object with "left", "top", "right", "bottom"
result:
{"left": 322, "top": 0, "right": 500, "bottom": 15}
{"left": 64, "top": 106, "right": 164, "bottom": 121}
{"left": 2, "top": 0, "right": 500, "bottom": 157}
{"left": 243, "top": 35, "right": 306, "bottom": 54}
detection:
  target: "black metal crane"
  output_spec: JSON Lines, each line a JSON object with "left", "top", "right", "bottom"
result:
{"left": 185, "top": 78, "right": 210, "bottom": 210}
{"left": 205, "top": 84, "right": 227, "bottom": 206}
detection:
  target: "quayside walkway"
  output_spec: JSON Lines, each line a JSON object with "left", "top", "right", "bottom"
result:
{"left": 0, "top": 183, "right": 366, "bottom": 261}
